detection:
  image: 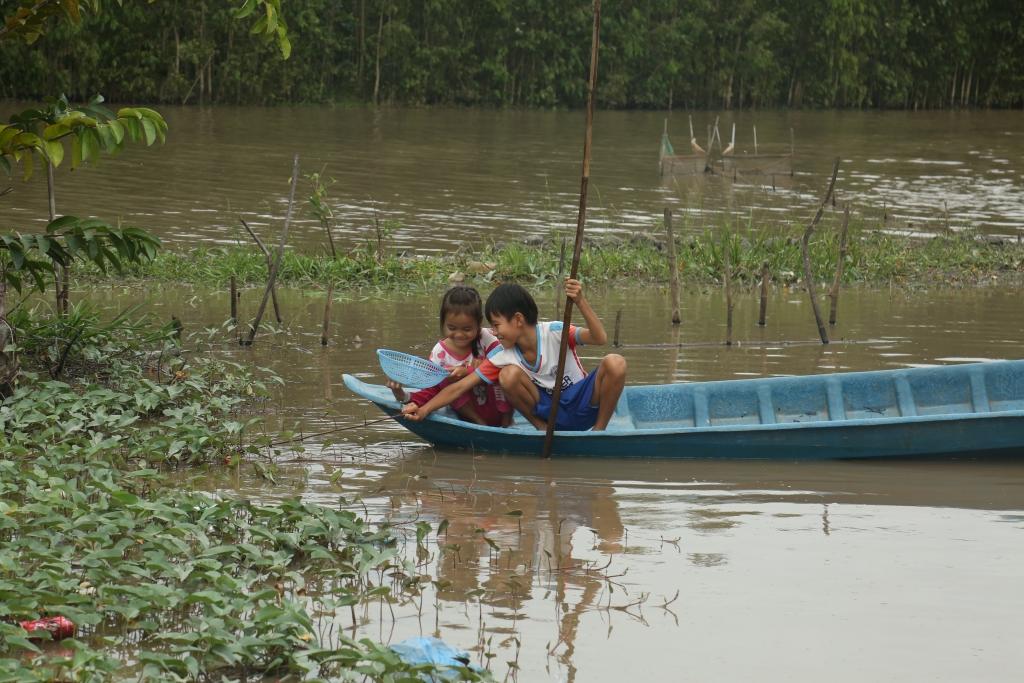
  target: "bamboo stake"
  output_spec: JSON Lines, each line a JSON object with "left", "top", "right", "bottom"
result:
{"left": 321, "top": 282, "right": 335, "bottom": 346}
{"left": 242, "top": 154, "right": 299, "bottom": 346}
{"left": 229, "top": 276, "right": 237, "bottom": 323}
{"left": 542, "top": 0, "right": 600, "bottom": 460}
{"left": 753, "top": 125, "right": 758, "bottom": 155}
{"left": 612, "top": 309, "right": 622, "bottom": 347}
{"left": 758, "top": 261, "right": 769, "bottom": 326}
{"left": 240, "top": 217, "right": 283, "bottom": 324}
{"left": 664, "top": 208, "right": 681, "bottom": 325}
{"left": 554, "top": 235, "right": 567, "bottom": 318}
{"left": 828, "top": 204, "right": 851, "bottom": 326}
{"left": 802, "top": 157, "right": 841, "bottom": 345}
{"left": 724, "top": 240, "right": 734, "bottom": 346}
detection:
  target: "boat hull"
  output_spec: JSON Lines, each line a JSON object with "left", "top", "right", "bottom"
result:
{"left": 343, "top": 360, "right": 1024, "bottom": 460}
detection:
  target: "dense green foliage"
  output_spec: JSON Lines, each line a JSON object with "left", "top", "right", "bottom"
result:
{"left": 0, "top": 309, "right": 486, "bottom": 681}
{"left": 2, "top": 0, "right": 1022, "bottom": 108}
{"left": 77, "top": 222, "right": 1024, "bottom": 290}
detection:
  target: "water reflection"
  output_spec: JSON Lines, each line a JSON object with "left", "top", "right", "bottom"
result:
{"left": 83, "top": 283, "right": 1024, "bottom": 681}
{"left": 196, "top": 446, "right": 1024, "bottom": 681}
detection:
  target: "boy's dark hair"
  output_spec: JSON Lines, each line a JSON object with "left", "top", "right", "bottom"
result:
{"left": 485, "top": 283, "right": 538, "bottom": 325}
{"left": 440, "top": 285, "right": 484, "bottom": 353}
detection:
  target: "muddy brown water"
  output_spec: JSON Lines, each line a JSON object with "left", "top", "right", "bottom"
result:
{"left": 3, "top": 108, "right": 1024, "bottom": 252}
{"left": 84, "top": 282, "right": 1023, "bottom": 682}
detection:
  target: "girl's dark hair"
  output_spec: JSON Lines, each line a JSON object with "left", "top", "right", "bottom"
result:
{"left": 440, "top": 285, "right": 484, "bottom": 355}
{"left": 485, "top": 283, "right": 538, "bottom": 325}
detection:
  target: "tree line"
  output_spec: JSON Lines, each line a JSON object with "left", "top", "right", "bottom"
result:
{"left": 1, "top": 0, "right": 1022, "bottom": 109}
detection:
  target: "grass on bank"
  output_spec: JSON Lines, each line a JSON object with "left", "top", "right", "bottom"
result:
{"left": 79, "top": 218, "right": 1024, "bottom": 291}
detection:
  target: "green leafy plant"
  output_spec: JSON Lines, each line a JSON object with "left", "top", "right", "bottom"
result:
{"left": 0, "top": 94, "right": 167, "bottom": 179}
{"left": 0, "top": 215, "right": 160, "bottom": 294}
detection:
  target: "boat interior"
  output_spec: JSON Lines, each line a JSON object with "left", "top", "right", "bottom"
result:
{"left": 618, "top": 361, "right": 1024, "bottom": 430}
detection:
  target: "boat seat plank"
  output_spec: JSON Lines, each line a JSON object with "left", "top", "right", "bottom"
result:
{"left": 693, "top": 388, "right": 710, "bottom": 428}
{"left": 970, "top": 369, "right": 990, "bottom": 413}
{"left": 826, "top": 378, "right": 846, "bottom": 421}
{"left": 757, "top": 385, "right": 775, "bottom": 425}
{"left": 895, "top": 375, "right": 917, "bottom": 417}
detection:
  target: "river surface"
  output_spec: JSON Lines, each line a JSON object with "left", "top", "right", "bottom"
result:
{"left": 83, "top": 282, "right": 1024, "bottom": 682}
{"left": 3, "top": 107, "right": 1024, "bottom": 252}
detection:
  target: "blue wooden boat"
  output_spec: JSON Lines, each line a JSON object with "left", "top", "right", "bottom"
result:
{"left": 342, "top": 360, "right": 1024, "bottom": 459}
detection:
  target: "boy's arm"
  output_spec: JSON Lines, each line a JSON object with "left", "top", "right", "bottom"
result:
{"left": 403, "top": 372, "right": 483, "bottom": 421}
{"left": 564, "top": 278, "right": 607, "bottom": 346}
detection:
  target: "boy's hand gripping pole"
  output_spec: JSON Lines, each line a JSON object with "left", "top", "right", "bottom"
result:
{"left": 542, "top": 0, "right": 601, "bottom": 459}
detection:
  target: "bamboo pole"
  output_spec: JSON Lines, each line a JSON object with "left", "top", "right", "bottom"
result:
{"left": 542, "top": 0, "right": 600, "bottom": 460}
{"left": 801, "top": 158, "right": 841, "bottom": 345}
{"left": 664, "top": 208, "right": 681, "bottom": 325}
{"left": 242, "top": 154, "right": 299, "bottom": 347}
{"left": 240, "top": 218, "right": 283, "bottom": 324}
{"left": 554, "top": 235, "right": 567, "bottom": 318}
{"left": 612, "top": 309, "right": 622, "bottom": 347}
{"left": 723, "top": 240, "right": 734, "bottom": 346}
{"left": 758, "top": 261, "right": 769, "bottom": 326}
{"left": 753, "top": 125, "right": 758, "bottom": 155}
{"left": 321, "top": 282, "right": 335, "bottom": 346}
{"left": 828, "top": 204, "right": 851, "bottom": 326}
{"left": 229, "top": 276, "right": 237, "bottom": 323}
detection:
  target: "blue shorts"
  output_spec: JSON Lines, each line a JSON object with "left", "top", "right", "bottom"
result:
{"left": 534, "top": 371, "right": 600, "bottom": 431}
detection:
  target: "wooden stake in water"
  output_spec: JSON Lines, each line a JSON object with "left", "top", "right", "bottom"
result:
{"left": 542, "top": 0, "right": 600, "bottom": 460}
{"left": 724, "top": 241, "right": 734, "bottom": 346}
{"left": 321, "top": 282, "right": 335, "bottom": 346}
{"left": 229, "top": 276, "right": 237, "bottom": 323}
{"left": 242, "top": 154, "right": 299, "bottom": 347}
{"left": 828, "top": 204, "right": 851, "bottom": 326}
{"left": 664, "top": 207, "right": 681, "bottom": 325}
{"left": 758, "top": 261, "right": 770, "bottom": 326}
{"left": 613, "top": 309, "right": 623, "bottom": 347}
{"left": 240, "top": 217, "right": 283, "bottom": 324}
{"left": 802, "top": 157, "right": 841, "bottom": 345}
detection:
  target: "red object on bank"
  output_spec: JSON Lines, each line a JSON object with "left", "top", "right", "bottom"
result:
{"left": 19, "top": 616, "right": 76, "bottom": 640}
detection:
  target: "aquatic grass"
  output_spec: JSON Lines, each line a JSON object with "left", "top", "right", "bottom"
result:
{"left": 72, "top": 219, "right": 1024, "bottom": 291}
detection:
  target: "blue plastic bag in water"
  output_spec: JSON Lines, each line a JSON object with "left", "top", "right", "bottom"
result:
{"left": 391, "top": 636, "right": 476, "bottom": 681}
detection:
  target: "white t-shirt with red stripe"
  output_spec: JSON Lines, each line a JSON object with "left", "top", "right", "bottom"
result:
{"left": 475, "top": 322, "right": 586, "bottom": 391}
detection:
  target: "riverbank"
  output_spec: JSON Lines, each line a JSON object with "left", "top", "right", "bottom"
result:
{"left": 81, "top": 227, "right": 1024, "bottom": 291}
{"left": 0, "top": 312, "right": 485, "bottom": 682}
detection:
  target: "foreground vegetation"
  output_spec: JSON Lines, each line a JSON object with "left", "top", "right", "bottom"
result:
{"left": 0, "top": 308, "right": 486, "bottom": 682}
{"left": 2, "top": 0, "right": 1021, "bottom": 109}
{"left": 83, "top": 224, "right": 1024, "bottom": 292}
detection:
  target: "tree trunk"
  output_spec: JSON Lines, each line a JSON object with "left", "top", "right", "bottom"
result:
{"left": 357, "top": 0, "right": 366, "bottom": 84}
{"left": 373, "top": 7, "right": 384, "bottom": 106}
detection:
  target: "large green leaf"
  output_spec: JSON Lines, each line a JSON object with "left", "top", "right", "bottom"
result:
{"left": 140, "top": 118, "right": 156, "bottom": 146}
{"left": 45, "top": 139, "right": 64, "bottom": 167}
{"left": 80, "top": 127, "right": 100, "bottom": 163}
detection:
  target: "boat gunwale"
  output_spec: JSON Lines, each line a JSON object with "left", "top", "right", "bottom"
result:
{"left": 342, "top": 359, "right": 1024, "bottom": 438}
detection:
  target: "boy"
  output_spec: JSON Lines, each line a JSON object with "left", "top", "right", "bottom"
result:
{"left": 402, "top": 279, "right": 626, "bottom": 431}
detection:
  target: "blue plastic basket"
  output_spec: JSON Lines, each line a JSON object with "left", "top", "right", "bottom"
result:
{"left": 376, "top": 349, "right": 450, "bottom": 389}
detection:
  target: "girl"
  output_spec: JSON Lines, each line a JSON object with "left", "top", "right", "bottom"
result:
{"left": 389, "top": 286, "right": 511, "bottom": 426}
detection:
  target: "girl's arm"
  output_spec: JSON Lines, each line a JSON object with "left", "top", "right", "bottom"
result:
{"left": 564, "top": 278, "right": 607, "bottom": 346}
{"left": 403, "top": 372, "right": 484, "bottom": 421}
